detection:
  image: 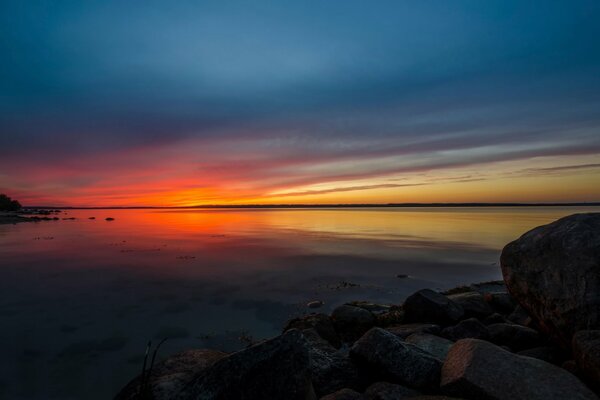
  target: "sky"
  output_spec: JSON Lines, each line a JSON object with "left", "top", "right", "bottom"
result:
{"left": 1, "top": 1, "right": 600, "bottom": 206}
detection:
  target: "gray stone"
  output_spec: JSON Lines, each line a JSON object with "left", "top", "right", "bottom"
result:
{"left": 441, "top": 339, "right": 597, "bottom": 400}
{"left": 285, "top": 313, "right": 341, "bottom": 348}
{"left": 404, "top": 289, "right": 464, "bottom": 325}
{"left": 487, "top": 323, "right": 540, "bottom": 351}
{"left": 320, "top": 388, "right": 362, "bottom": 400}
{"left": 500, "top": 213, "right": 600, "bottom": 348}
{"left": 482, "top": 292, "right": 515, "bottom": 314}
{"left": 448, "top": 292, "right": 494, "bottom": 319}
{"left": 517, "top": 346, "right": 564, "bottom": 365}
{"left": 405, "top": 333, "right": 454, "bottom": 361}
{"left": 176, "top": 329, "right": 315, "bottom": 400}
{"left": 332, "top": 305, "right": 376, "bottom": 342}
{"left": 386, "top": 323, "right": 441, "bottom": 339}
{"left": 442, "top": 318, "right": 490, "bottom": 341}
{"left": 351, "top": 327, "right": 442, "bottom": 390}
{"left": 363, "top": 381, "right": 421, "bottom": 399}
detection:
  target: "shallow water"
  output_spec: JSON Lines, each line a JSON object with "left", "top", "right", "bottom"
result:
{"left": 1, "top": 206, "right": 598, "bottom": 399}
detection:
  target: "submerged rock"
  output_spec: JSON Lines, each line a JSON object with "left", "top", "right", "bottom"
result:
{"left": 350, "top": 327, "right": 442, "bottom": 390}
{"left": 500, "top": 213, "right": 600, "bottom": 348}
{"left": 441, "top": 339, "right": 597, "bottom": 400}
{"left": 404, "top": 289, "right": 464, "bottom": 326}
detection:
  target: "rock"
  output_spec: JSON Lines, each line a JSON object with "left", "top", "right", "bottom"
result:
{"left": 507, "top": 305, "right": 532, "bottom": 327}
{"left": 517, "top": 346, "right": 564, "bottom": 365}
{"left": 572, "top": 330, "right": 600, "bottom": 392}
{"left": 448, "top": 292, "right": 493, "bottom": 319}
{"left": 483, "top": 292, "right": 515, "bottom": 314}
{"left": 284, "top": 313, "right": 341, "bottom": 348}
{"left": 332, "top": 305, "right": 376, "bottom": 342}
{"left": 404, "top": 289, "right": 464, "bottom": 325}
{"left": 562, "top": 359, "right": 578, "bottom": 374}
{"left": 442, "top": 318, "right": 490, "bottom": 341}
{"left": 376, "top": 309, "right": 405, "bottom": 327}
{"left": 176, "top": 329, "right": 315, "bottom": 400}
{"left": 320, "top": 388, "right": 362, "bottom": 400}
{"left": 487, "top": 323, "right": 540, "bottom": 351}
{"left": 115, "top": 349, "right": 227, "bottom": 400}
{"left": 441, "top": 339, "right": 597, "bottom": 400}
{"left": 469, "top": 281, "right": 508, "bottom": 295}
{"left": 350, "top": 327, "right": 442, "bottom": 390}
{"left": 386, "top": 323, "right": 441, "bottom": 339}
{"left": 106, "top": 217, "right": 115, "bottom": 221}
{"left": 88, "top": 217, "right": 96, "bottom": 220}
{"left": 405, "top": 333, "right": 454, "bottom": 361}
{"left": 482, "top": 313, "right": 507, "bottom": 325}
{"left": 308, "top": 300, "right": 325, "bottom": 309}
{"left": 500, "top": 213, "right": 600, "bottom": 348}
{"left": 347, "top": 301, "right": 392, "bottom": 315}
{"left": 363, "top": 381, "right": 421, "bottom": 399}
{"left": 303, "top": 329, "right": 365, "bottom": 397}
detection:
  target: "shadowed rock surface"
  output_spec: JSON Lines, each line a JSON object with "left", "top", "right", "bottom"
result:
{"left": 501, "top": 213, "right": 600, "bottom": 348}
{"left": 404, "top": 289, "right": 464, "bottom": 325}
{"left": 573, "top": 330, "right": 600, "bottom": 393}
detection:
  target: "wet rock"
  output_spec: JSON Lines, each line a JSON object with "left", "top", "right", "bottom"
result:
{"left": 303, "top": 329, "right": 365, "bottom": 397}
{"left": 517, "top": 346, "right": 564, "bottom": 365}
{"left": 405, "top": 333, "right": 454, "bottom": 362}
{"left": 363, "top": 381, "right": 421, "bottom": 399}
{"left": 320, "top": 388, "right": 362, "bottom": 400}
{"left": 347, "top": 301, "right": 392, "bottom": 315}
{"left": 487, "top": 323, "right": 540, "bottom": 351}
{"left": 176, "top": 329, "right": 314, "bottom": 400}
{"left": 386, "top": 323, "right": 441, "bottom": 339}
{"left": 350, "top": 327, "right": 442, "bottom": 390}
{"left": 483, "top": 292, "right": 515, "bottom": 314}
{"left": 448, "top": 292, "right": 493, "bottom": 319}
{"left": 441, "top": 339, "right": 597, "bottom": 400}
{"left": 404, "top": 289, "right": 464, "bottom": 326}
{"left": 284, "top": 313, "right": 341, "bottom": 348}
{"left": 308, "top": 300, "right": 325, "bottom": 309}
{"left": 500, "top": 213, "right": 600, "bottom": 348}
{"left": 572, "top": 330, "right": 600, "bottom": 393}
{"left": 442, "top": 318, "right": 490, "bottom": 341}
{"left": 115, "top": 349, "right": 227, "bottom": 400}
{"left": 332, "top": 305, "right": 376, "bottom": 342}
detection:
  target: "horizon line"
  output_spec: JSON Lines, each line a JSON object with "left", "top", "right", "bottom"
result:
{"left": 21, "top": 202, "right": 600, "bottom": 210}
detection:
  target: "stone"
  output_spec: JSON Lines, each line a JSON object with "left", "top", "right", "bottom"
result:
{"left": 303, "top": 329, "right": 365, "bottom": 397}
{"left": 517, "top": 346, "right": 564, "bottom": 365}
{"left": 441, "top": 339, "right": 597, "bottom": 400}
{"left": 404, "top": 289, "right": 464, "bottom": 325}
{"left": 482, "top": 313, "right": 506, "bottom": 325}
{"left": 376, "top": 309, "right": 405, "bottom": 327}
{"left": 350, "top": 327, "right": 442, "bottom": 390}
{"left": 320, "top": 388, "right": 362, "bottom": 400}
{"left": 483, "top": 292, "right": 515, "bottom": 314}
{"left": 347, "top": 301, "right": 392, "bottom": 315}
{"left": 500, "top": 213, "right": 600, "bottom": 348}
{"left": 572, "top": 330, "right": 600, "bottom": 392}
{"left": 284, "top": 313, "right": 341, "bottom": 348}
{"left": 176, "top": 329, "right": 315, "bottom": 400}
{"left": 331, "top": 305, "right": 376, "bottom": 342}
{"left": 115, "top": 349, "right": 226, "bottom": 400}
{"left": 442, "top": 318, "right": 490, "bottom": 341}
{"left": 405, "top": 333, "right": 454, "bottom": 361}
{"left": 308, "top": 300, "right": 325, "bottom": 309}
{"left": 507, "top": 305, "right": 533, "bottom": 327}
{"left": 363, "top": 381, "right": 421, "bottom": 399}
{"left": 448, "top": 292, "right": 494, "bottom": 319}
{"left": 487, "top": 323, "right": 540, "bottom": 351}
{"left": 386, "top": 323, "right": 441, "bottom": 339}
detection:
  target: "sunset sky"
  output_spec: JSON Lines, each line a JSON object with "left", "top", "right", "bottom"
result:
{"left": 1, "top": 1, "right": 600, "bottom": 206}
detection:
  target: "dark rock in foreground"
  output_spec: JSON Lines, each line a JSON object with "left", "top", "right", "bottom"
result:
{"left": 386, "top": 323, "right": 441, "bottom": 339}
{"left": 441, "top": 339, "right": 597, "bottom": 400}
{"left": 362, "top": 381, "right": 420, "bottom": 399}
{"left": 501, "top": 213, "right": 600, "bottom": 348}
{"left": 442, "top": 318, "right": 489, "bottom": 341}
{"left": 284, "top": 313, "right": 341, "bottom": 348}
{"left": 350, "top": 328, "right": 442, "bottom": 390}
{"left": 573, "top": 330, "right": 600, "bottom": 393}
{"left": 404, "top": 289, "right": 464, "bottom": 325}
{"left": 320, "top": 388, "right": 362, "bottom": 400}
{"left": 176, "top": 329, "right": 314, "bottom": 400}
{"left": 405, "top": 333, "right": 454, "bottom": 362}
{"left": 331, "top": 305, "right": 376, "bottom": 343}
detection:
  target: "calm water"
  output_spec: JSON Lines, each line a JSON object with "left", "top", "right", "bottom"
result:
{"left": 1, "top": 206, "right": 598, "bottom": 399}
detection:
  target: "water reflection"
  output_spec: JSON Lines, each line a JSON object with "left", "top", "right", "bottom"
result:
{"left": 0, "top": 207, "right": 597, "bottom": 399}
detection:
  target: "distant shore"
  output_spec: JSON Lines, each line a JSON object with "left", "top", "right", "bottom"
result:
{"left": 18, "top": 202, "right": 600, "bottom": 210}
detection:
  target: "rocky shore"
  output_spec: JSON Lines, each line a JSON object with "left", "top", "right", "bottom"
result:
{"left": 115, "top": 213, "right": 600, "bottom": 400}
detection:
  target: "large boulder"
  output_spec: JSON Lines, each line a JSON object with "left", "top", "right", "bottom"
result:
{"left": 350, "top": 327, "right": 442, "bottom": 390}
{"left": 442, "top": 318, "right": 490, "bottom": 342}
{"left": 405, "top": 333, "right": 454, "bottom": 362}
{"left": 487, "top": 323, "right": 540, "bottom": 351}
{"left": 176, "top": 329, "right": 315, "bottom": 400}
{"left": 448, "top": 292, "right": 494, "bottom": 319}
{"left": 332, "top": 305, "right": 376, "bottom": 342}
{"left": 500, "top": 213, "right": 600, "bottom": 348}
{"left": 572, "top": 330, "right": 600, "bottom": 393}
{"left": 404, "top": 289, "right": 464, "bottom": 326}
{"left": 441, "top": 339, "right": 597, "bottom": 400}
{"left": 302, "top": 329, "right": 365, "bottom": 397}
{"left": 115, "top": 349, "right": 227, "bottom": 400}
